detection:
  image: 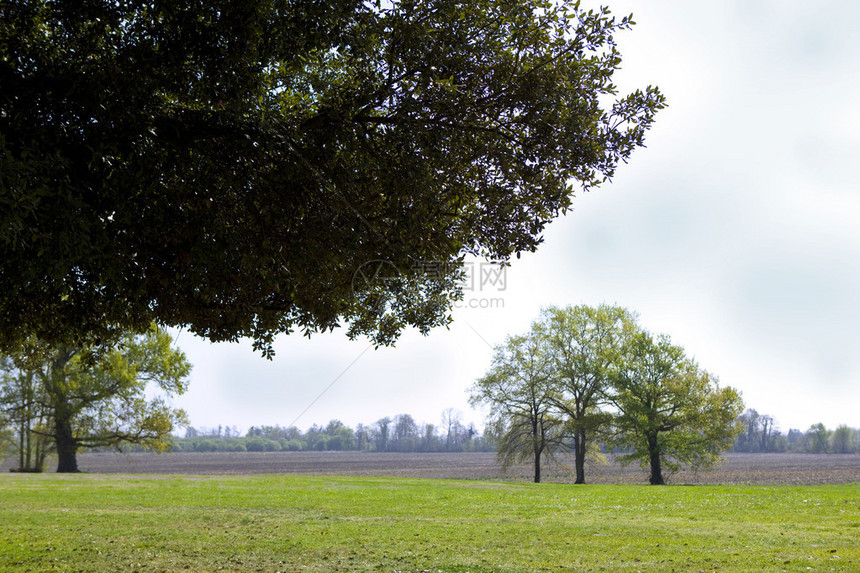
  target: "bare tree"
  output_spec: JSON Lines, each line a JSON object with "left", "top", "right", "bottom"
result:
{"left": 759, "top": 414, "right": 775, "bottom": 452}
{"left": 441, "top": 408, "right": 462, "bottom": 453}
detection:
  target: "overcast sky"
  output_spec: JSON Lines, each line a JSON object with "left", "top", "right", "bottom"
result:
{"left": 171, "top": 0, "right": 860, "bottom": 436}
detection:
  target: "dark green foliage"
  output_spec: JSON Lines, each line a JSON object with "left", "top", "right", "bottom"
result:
{"left": 0, "top": 0, "right": 664, "bottom": 355}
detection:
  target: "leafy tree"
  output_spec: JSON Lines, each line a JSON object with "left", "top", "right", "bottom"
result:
{"left": 0, "top": 326, "right": 191, "bottom": 472}
{"left": 758, "top": 413, "right": 775, "bottom": 452}
{"left": 608, "top": 332, "right": 743, "bottom": 485}
{"left": 786, "top": 428, "right": 805, "bottom": 452}
{"left": 806, "top": 423, "right": 830, "bottom": 454}
{"left": 830, "top": 425, "right": 854, "bottom": 454}
{"left": 324, "top": 419, "right": 356, "bottom": 450}
{"left": 245, "top": 437, "right": 281, "bottom": 452}
{"left": 354, "top": 423, "right": 370, "bottom": 451}
{"left": 372, "top": 417, "right": 392, "bottom": 452}
{"left": 392, "top": 414, "right": 419, "bottom": 452}
{"left": 734, "top": 408, "right": 761, "bottom": 453}
{"left": 417, "top": 423, "right": 433, "bottom": 452}
{"left": 470, "top": 332, "right": 564, "bottom": 483}
{"left": 769, "top": 431, "right": 789, "bottom": 453}
{"left": 538, "top": 304, "right": 636, "bottom": 484}
{"left": 0, "top": 0, "right": 664, "bottom": 355}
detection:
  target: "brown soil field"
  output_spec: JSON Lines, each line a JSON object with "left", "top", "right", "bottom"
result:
{"left": 6, "top": 451, "right": 858, "bottom": 485}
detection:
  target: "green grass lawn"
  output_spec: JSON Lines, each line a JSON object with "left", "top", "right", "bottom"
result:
{"left": 0, "top": 474, "right": 857, "bottom": 572}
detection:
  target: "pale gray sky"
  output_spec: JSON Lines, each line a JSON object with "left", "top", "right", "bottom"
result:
{"left": 171, "top": 0, "right": 860, "bottom": 435}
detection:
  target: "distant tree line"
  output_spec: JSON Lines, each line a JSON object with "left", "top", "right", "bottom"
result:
{"left": 731, "top": 409, "right": 859, "bottom": 454}
{"left": 164, "top": 408, "right": 859, "bottom": 456}
{"left": 170, "top": 409, "right": 493, "bottom": 454}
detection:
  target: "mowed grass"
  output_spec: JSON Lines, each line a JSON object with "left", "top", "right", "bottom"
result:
{"left": 0, "top": 474, "right": 858, "bottom": 572}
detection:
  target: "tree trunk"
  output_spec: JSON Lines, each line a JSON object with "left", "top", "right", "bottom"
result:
{"left": 573, "top": 429, "right": 586, "bottom": 484}
{"left": 648, "top": 435, "right": 663, "bottom": 485}
{"left": 25, "top": 416, "right": 31, "bottom": 469}
{"left": 45, "top": 348, "right": 79, "bottom": 473}
{"left": 35, "top": 430, "right": 47, "bottom": 471}
{"left": 18, "top": 417, "right": 25, "bottom": 471}
{"left": 533, "top": 447, "right": 541, "bottom": 483}
{"left": 54, "top": 416, "right": 79, "bottom": 473}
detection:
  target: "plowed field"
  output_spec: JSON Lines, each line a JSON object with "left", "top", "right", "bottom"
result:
{"left": 13, "top": 451, "right": 858, "bottom": 485}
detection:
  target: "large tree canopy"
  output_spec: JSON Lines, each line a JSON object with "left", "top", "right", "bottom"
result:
{"left": 0, "top": 0, "right": 664, "bottom": 354}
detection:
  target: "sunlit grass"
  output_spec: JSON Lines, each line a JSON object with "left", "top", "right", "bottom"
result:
{"left": 1, "top": 474, "right": 858, "bottom": 571}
